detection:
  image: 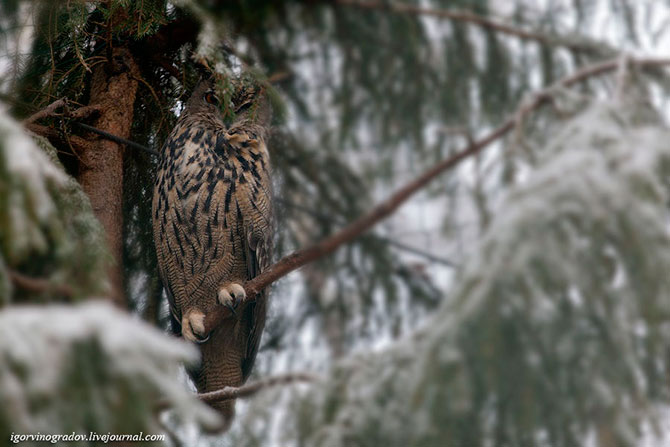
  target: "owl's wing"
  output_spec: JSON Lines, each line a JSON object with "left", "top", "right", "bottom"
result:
{"left": 241, "top": 219, "right": 273, "bottom": 382}
{"left": 153, "top": 143, "right": 186, "bottom": 335}
{"left": 156, "top": 258, "right": 181, "bottom": 335}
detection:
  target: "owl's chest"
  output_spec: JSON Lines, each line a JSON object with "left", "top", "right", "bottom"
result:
{"left": 165, "top": 145, "right": 259, "bottom": 224}
{"left": 157, "top": 126, "right": 269, "bottom": 220}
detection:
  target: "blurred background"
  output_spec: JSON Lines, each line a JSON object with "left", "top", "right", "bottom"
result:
{"left": 2, "top": 1, "right": 670, "bottom": 446}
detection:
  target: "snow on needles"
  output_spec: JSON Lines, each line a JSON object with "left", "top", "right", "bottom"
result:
{"left": 0, "top": 107, "right": 66, "bottom": 265}
{"left": 0, "top": 301, "right": 220, "bottom": 436}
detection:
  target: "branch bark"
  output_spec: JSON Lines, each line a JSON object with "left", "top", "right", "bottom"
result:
{"left": 280, "top": 198, "right": 459, "bottom": 267}
{"left": 74, "top": 122, "right": 158, "bottom": 156}
{"left": 21, "top": 99, "right": 155, "bottom": 156}
{"left": 202, "top": 56, "right": 670, "bottom": 335}
{"left": 198, "top": 373, "right": 319, "bottom": 403}
{"left": 67, "top": 104, "right": 102, "bottom": 121}
{"left": 25, "top": 122, "right": 93, "bottom": 153}
{"left": 22, "top": 99, "right": 66, "bottom": 125}
{"left": 22, "top": 98, "right": 102, "bottom": 126}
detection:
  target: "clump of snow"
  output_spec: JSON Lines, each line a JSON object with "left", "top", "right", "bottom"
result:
{"left": 0, "top": 107, "right": 66, "bottom": 263}
{"left": 0, "top": 301, "right": 220, "bottom": 437}
{"left": 283, "top": 100, "right": 670, "bottom": 446}
{"left": 0, "top": 107, "right": 109, "bottom": 302}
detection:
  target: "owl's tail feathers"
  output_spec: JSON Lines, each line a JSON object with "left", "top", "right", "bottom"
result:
{"left": 192, "top": 371, "right": 239, "bottom": 433}
{"left": 205, "top": 399, "right": 236, "bottom": 433}
{"left": 190, "top": 325, "right": 245, "bottom": 433}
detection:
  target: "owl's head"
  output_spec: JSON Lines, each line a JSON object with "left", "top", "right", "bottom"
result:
{"left": 230, "top": 78, "right": 272, "bottom": 129}
{"left": 185, "top": 75, "right": 273, "bottom": 133}
{"left": 185, "top": 78, "right": 224, "bottom": 119}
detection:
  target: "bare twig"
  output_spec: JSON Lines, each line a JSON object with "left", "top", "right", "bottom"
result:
{"left": 74, "top": 122, "right": 159, "bottom": 156}
{"left": 22, "top": 100, "right": 153, "bottom": 156}
{"left": 73, "top": 36, "right": 92, "bottom": 73}
{"left": 198, "top": 373, "right": 319, "bottom": 404}
{"left": 22, "top": 98, "right": 66, "bottom": 125}
{"left": 267, "top": 71, "right": 293, "bottom": 84}
{"left": 132, "top": 73, "right": 163, "bottom": 109}
{"left": 9, "top": 270, "right": 74, "bottom": 297}
{"left": 25, "top": 119, "right": 157, "bottom": 156}
{"left": 23, "top": 99, "right": 101, "bottom": 124}
{"left": 336, "top": 0, "right": 614, "bottom": 56}
{"left": 202, "top": 56, "right": 670, "bottom": 334}
{"left": 25, "top": 122, "right": 93, "bottom": 153}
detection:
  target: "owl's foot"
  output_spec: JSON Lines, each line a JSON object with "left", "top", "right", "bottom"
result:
{"left": 217, "top": 282, "right": 247, "bottom": 316}
{"left": 182, "top": 309, "right": 210, "bottom": 344}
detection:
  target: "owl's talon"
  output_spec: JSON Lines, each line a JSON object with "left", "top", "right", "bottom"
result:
{"left": 218, "top": 282, "right": 246, "bottom": 314}
{"left": 193, "top": 332, "right": 210, "bottom": 344}
{"left": 226, "top": 303, "right": 237, "bottom": 317}
{"left": 182, "top": 309, "right": 210, "bottom": 344}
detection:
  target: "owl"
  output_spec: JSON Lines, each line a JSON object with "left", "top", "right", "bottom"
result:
{"left": 152, "top": 77, "right": 273, "bottom": 428}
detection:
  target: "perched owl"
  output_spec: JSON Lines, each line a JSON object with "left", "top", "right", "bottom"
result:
{"left": 152, "top": 77, "right": 273, "bottom": 428}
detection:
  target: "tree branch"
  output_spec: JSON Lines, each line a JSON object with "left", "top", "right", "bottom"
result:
{"left": 202, "top": 56, "right": 670, "bottom": 334}
{"left": 67, "top": 104, "right": 102, "bottom": 121}
{"left": 336, "top": 0, "right": 615, "bottom": 56}
{"left": 198, "top": 373, "right": 319, "bottom": 403}
{"left": 21, "top": 98, "right": 102, "bottom": 125}
{"left": 9, "top": 270, "right": 74, "bottom": 298}
{"left": 22, "top": 99, "right": 66, "bottom": 125}
{"left": 21, "top": 100, "right": 157, "bottom": 157}
{"left": 73, "top": 122, "right": 159, "bottom": 156}
{"left": 25, "top": 122, "right": 93, "bottom": 153}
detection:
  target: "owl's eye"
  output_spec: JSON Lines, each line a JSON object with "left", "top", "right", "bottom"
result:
{"left": 204, "top": 92, "right": 220, "bottom": 106}
{"left": 236, "top": 101, "right": 253, "bottom": 113}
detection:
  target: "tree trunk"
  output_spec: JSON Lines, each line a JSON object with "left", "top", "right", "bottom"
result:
{"left": 77, "top": 47, "right": 139, "bottom": 308}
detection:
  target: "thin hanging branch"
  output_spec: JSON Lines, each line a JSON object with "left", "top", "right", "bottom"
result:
{"left": 201, "top": 56, "right": 670, "bottom": 334}
{"left": 336, "top": 0, "right": 616, "bottom": 56}
{"left": 73, "top": 122, "right": 159, "bottom": 156}
{"left": 198, "top": 372, "right": 319, "bottom": 403}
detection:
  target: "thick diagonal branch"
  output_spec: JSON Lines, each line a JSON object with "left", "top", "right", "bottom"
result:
{"left": 202, "top": 56, "right": 670, "bottom": 334}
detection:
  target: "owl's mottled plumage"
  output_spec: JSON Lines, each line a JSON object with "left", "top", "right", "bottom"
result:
{"left": 152, "top": 78, "right": 273, "bottom": 427}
